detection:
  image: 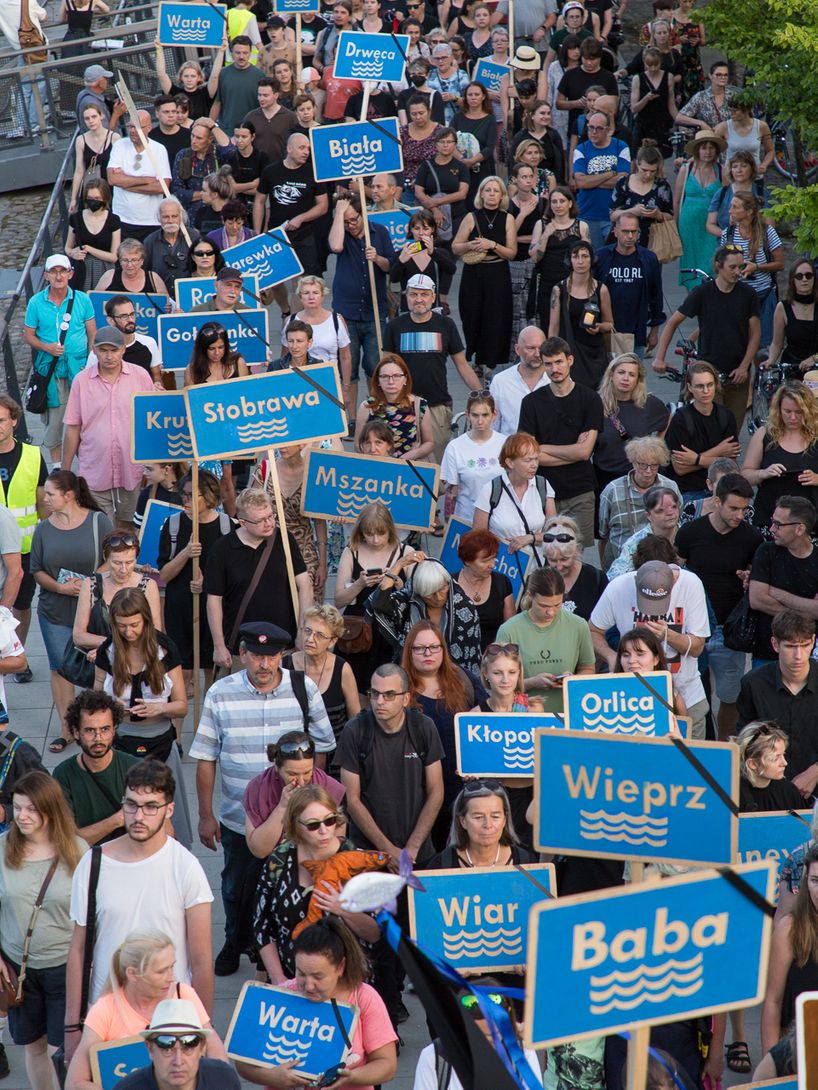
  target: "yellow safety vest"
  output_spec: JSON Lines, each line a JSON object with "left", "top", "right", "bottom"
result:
{"left": 226, "top": 8, "right": 259, "bottom": 64}
{"left": 0, "top": 444, "right": 41, "bottom": 555}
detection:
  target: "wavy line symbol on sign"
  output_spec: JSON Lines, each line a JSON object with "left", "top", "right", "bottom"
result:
{"left": 583, "top": 713, "right": 654, "bottom": 734}
{"left": 281, "top": 0, "right": 312, "bottom": 7}
{"left": 167, "top": 432, "right": 193, "bottom": 456}
{"left": 578, "top": 810, "right": 669, "bottom": 847}
{"left": 502, "top": 744, "right": 532, "bottom": 770}
{"left": 261, "top": 1031, "right": 311, "bottom": 1065}
{"left": 336, "top": 491, "right": 391, "bottom": 518}
{"left": 348, "top": 61, "right": 387, "bottom": 78}
{"left": 442, "top": 926, "right": 523, "bottom": 958}
{"left": 339, "top": 153, "right": 378, "bottom": 174}
{"left": 176, "top": 26, "right": 210, "bottom": 40}
{"left": 588, "top": 953, "right": 703, "bottom": 1015}
{"left": 236, "top": 418, "right": 289, "bottom": 443}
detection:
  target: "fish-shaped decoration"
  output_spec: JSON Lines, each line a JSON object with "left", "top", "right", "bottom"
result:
{"left": 291, "top": 850, "right": 390, "bottom": 937}
{"left": 338, "top": 849, "right": 425, "bottom": 914}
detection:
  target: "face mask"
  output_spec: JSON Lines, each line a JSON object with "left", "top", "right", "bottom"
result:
{"left": 410, "top": 73, "right": 426, "bottom": 86}
{"left": 86, "top": 198, "right": 105, "bottom": 211}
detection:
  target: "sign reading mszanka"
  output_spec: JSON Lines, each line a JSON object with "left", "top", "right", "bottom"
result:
{"left": 564, "top": 671, "right": 675, "bottom": 737}
{"left": 408, "top": 865, "right": 557, "bottom": 973}
{"left": 311, "top": 119, "right": 403, "bottom": 183}
{"left": 439, "top": 516, "right": 527, "bottom": 602}
{"left": 334, "top": 31, "right": 409, "bottom": 82}
{"left": 157, "top": 309, "right": 270, "bottom": 371}
{"left": 131, "top": 392, "right": 193, "bottom": 464}
{"left": 225, "top": 981, "right": 358, "bottom": 1077}
{"left": 90, "top": 1036, "right": 149, "bottom": 1090}
{"left": 223, "top": 229, "right": 303, "bottom": 291}
{"left": 472, "top": 57, "right": 509, "bottom": 92}
{"left": 454, "top": 712, "right": 563, "bottom": 779}
{"left": 89, "top": 291, "right": 166, "bottom": 341}
{"left": 368, "top": 210, "right": 412, "bottom": 250}
{"left": 185, "top": 366, "right": 347, "bottom": 459}
{"left": 174, "top": 273, "right": 259, "bottom": 313}
{"left": 738, "top": 809, "right": 811, "bottom": 879}
{"left": 274, "top": 0, "right": 320, "bottom": 12}
{"left": 525, "top": 861, "right": 775, "bottom": 1049}
{"left": 158, "top": 2, "right": 226, "bottom": 47}
{"left": 533, "top": 729, "right": 738, "bottom": 867}
{"left": 301, "top": 448, "right": 438, "bottom": 531}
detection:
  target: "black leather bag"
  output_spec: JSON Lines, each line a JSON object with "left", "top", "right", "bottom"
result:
{"left": 722, "top": 593, "right": 757, "bottom": 653}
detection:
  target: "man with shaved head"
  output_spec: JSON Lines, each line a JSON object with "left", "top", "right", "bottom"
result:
{"left": 107, "top": 109, "right": 172, "bottom": 241}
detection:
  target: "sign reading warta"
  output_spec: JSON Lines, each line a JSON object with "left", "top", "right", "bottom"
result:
{"left": 157, "top": 2, "right": 226, "bottom": 47}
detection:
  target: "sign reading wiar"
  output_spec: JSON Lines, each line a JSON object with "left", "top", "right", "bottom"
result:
{"left": 333, "top": 31, "right": 409, "bottom": 82}
{"left": 524, "top": 861, "right": 775, "bottom": 1049}
{"left": 158, "top": 2, "right": 226, "bottom": 47}
{"left": 408, "top": 865, "right": 557, "bottom": 973}
{"left": 533, "top": 729, "right": 738, "bottom": 866}
{"left": 184, "top": 366, "right": 347, "bottom": 459}
{"left": 454, "top": 712, "right": 563, "bottom": 778}
{"left": 131, "top": 392, "right": 193, "bottom": 463}
{"left": 301, "top": 448, "right": 438, "bottom": 531}
{"left": 310, "top": 119, "right": 403, "bottom": 183}
{"left": 564, "top": 671, "right": 676, "bottom": 736}
{"left": 225, "top": 982, "right": 358, "bottom": 1077}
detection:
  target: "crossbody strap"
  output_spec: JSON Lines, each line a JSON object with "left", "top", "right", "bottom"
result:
{"left": 80, "top": 844, "right": 103, "bottom": 1022}
{"left": 15, "top": 858, "right": 60, "bottom": 998}
{"left": 499, "top": 480, "right": 543, "bottom": 567}
{"left": 227, "top": 531, "right": 276, "bottom": 651}
{"left": 79, "top": 753, "right": 122, "bottom": 812}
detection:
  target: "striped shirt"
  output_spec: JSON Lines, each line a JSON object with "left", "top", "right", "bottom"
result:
{"left": 719, "top": 224, "right": 782, "bottom": 296}
{"left": 189, "top": 669, "right": 335, "bottom": 834}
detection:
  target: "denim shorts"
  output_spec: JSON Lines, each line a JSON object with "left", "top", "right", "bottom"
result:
{"left": 3, "top": 956, "right": 66, "bottom": 1047}
{"left": 38, "top": 615, "right": 74, "bottom": 671}
{"left": 707, "top": 624, "right": 748, "bottom": 703}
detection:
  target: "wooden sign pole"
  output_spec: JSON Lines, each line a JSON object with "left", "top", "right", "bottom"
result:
{"left": 357, "top": 81, "right": 383, "bottom": 353}
{"left": 265, "top": 451, "right": 301, "bottom": 623}
{"left": 626, "top": 861, "right": 649, "bottom": 1090}
{"left": 191, "top": 462, "right": 201, "bottom": 729}
{"left": 295, "top": 14, "right": 303, "bottom": 83}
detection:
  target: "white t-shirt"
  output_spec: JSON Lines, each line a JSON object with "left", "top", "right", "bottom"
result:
{"left": 70, "top": 837, "right": 213, "bottom": 1002}
{"left": 413, "top": 1042, "right": 543, "bottom": 1090}
{"left": 0, "top": 606, "right": 23, "bottom": 726}
{"left": 440, "top": 431, "right": 506, "bottom": 523}
{"left": 589, "top": 567, "right": 711, "bottom": 707}
{"left": 107, "top": 138, "right": 171, "bottom": 227}
{"left": 281, "top": 312, "right": 351, "bottom": 362}
{"left": 474, "top": 470, "right": 554, "bottom": 563}
{"left": 489, "top": 364, "right": 550, "bottom": 435}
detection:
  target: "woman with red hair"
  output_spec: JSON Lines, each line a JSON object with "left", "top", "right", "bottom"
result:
{"left": 454, "top": 529, "right": 516, "bottom": 650}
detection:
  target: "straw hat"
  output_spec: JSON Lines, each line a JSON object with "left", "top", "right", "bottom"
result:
{"left": 684, "top": 128, "right": 727, "bottom": 157}
{"left": 510, "top": 45, "right": 541, "bottom": 71}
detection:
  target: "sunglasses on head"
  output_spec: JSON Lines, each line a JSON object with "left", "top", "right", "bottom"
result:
{"left": 268, "top": 739, "right": 316, "bottom": 762}
{"left": 467, "top": 388, "right": 492, "bottom": 401}
{"left": 463, "top": 779, "right": 502, "bottom": 794}
{"left": 485, "top": 642, "right": 519, "bottom": 655}
{"left": 108, "top": 533, "right": 138, "bottom": 549}
{"left": 148, "top": 1035, "right": 205, "bottom": 1051}
{"left": 542, "top": 532, "right": 575, "bottom": 543}
{"left": 299, "top": 814, "right": 340, "bottom": 832}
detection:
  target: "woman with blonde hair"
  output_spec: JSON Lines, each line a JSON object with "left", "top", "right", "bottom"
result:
{"left": 283, "top": 275, "right": 352, "bottom": 372}
{"left": 598, "top": 435, "right": 677, "bottom": 568}
{"left": 741, "top": 380, "right": 818, "bottom": 533}
{"left": 543, "top": 514, "right": 608, "bottom": 619}
{"left": 65, "top": 930, "right": 226, "bottom": 1090}
{"left": 720, "top": 189, "right": 784, "bottom": 346}
{"left": 736, "top": 722, "right": 803, "bottom": 813}
{"left": 595, "top": 354, "right": 671, "bottom": 492}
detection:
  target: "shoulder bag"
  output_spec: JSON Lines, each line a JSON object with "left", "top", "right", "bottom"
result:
{"left": 25, "top": 290, "right": 76, "bottom": 414}
{"left": 223, "top": 532, "right": 276, "bottom": 658}
{"left": 424, "top": 161, "right": 453, "bottom": 242}
{"left": 461, "top": 213, "right": 486, "bottom": 265}
{"left": 19, "top": 0, "right": 47, "bottom": 64}
{"left": 0, "top": 857, "right": 59, "bottom": 1012}
{"left": 648, "top": 218, "right": 683, "bottom": 264}
{"left": 722, "top": 593, "right": 758, "bottom": 653}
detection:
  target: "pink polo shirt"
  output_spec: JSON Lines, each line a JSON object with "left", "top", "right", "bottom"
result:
{"left": 64, "top": 359, "right": 154, "bottom": 491}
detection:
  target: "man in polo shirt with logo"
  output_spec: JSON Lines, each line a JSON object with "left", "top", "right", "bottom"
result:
{"left": 190, "top": 621, "right": 334, "bottom": 976}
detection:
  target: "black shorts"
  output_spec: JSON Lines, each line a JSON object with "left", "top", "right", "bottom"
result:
{"left": 3, "top": 956, "right": 66, "bottom": 1047}
{"left": 14, "top": 552, "right": 36, "bottom": 611}
{"left": 292, "top": 235, "right": 321, "bottom": 277}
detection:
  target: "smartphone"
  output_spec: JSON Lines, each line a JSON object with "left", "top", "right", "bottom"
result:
{"left": 312, "top": 1064, "right": 345, "bottom": 1088}
{"left": 365, "top": 568, "right": 383, "bottom": 576}
{"left": 405, "top": 240, "right": 424, "bottom": 254}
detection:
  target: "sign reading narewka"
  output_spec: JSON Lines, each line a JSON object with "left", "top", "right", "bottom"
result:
{"left": 310, "top": 120, "right": 403, "bottom": 183}
{"left": 524, "top": 862, "right": 775, "bottom": 1049}
{"left": 301, "top": 448, "right": 438, "bottom": 530}
{"left": 131, "top": 392, "right": 192, "bottom": 463}
{"left": 223, "top": 229, "right": 303, "bottom": 291}
{"left": 158, "top": 2, "right": 226, "bottom": 47}
{"left": 454, "top": 712, "right": 563, "bottom": 778}
{"left": 184, "top": 366, "right": 347, "bottom": 459}
{"left": 408, "top": 865, "right": 557, "bottom": 973}
{"left": 533, "top": 729, "right": 738, "bottom": 866}
{"left": 564, "top": 671, "right": 675, "bottom": 736}
{"left": 225, "top": 982, "right": 357, "bottom": 1077}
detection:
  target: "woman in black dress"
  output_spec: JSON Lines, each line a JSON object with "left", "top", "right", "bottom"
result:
{"left": 452, "top": 175, "right": 517, "bottom": 377}
{"left": 65, "top": 178, "right": 121, "bottom": 291}
{"left": 528, "top": 185, "right": 590, "bottom": 332}
{"left": 454, "top": 529, "right": 515, "bottom": 650}
{"left": 761, "top": 259, "right": 818, "bottom": 381}
{"left": 548, "top": 238, "right": 613, "bottom": 390}
{"left": 542, "top": 516, "right": 608, "bottom": 621}
{"left": 452, "top": 82, "right": 497, "bottom": 208}
{"left": 629, "top": 46, "right": 678, "bottom": 157}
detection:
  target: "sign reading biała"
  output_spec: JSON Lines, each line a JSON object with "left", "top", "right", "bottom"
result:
{"left": 471, "top": 58, "right": 509, "bottom": 92}
{"left": 533, "top": 729, "right": 738, "bottom": 867}
{"left": 90, "top": 1037, "right": 149, "bottom": 1090}
{"left": 225, "top": 982, "right": 358, "bottom": 1076}
{"left": 131, "top": 392, "right": 193, "bottom": 463}
{"left": 564, "top": 671, "right": 675, "bottom": 736}
{"left": 454, "top": 712, "right": 563, "bottom": 778}
{"left": 223, "top": 229, "right": 303, "bottom": 291}
{"left": 301, "top": 449, "right": 438, "bottom": 531}
{"left": 310, "top": 119, "right": 403, "bottom": 183}
{"left": 439, "top": 517, "right": 527, "bottom": 602}
{"left": 174, "top": 273, "right": 259, "bottom": 313}
{"left": 408, "top": 865, "right": 557, "bottom": 973}
{"left": 157, "top": 309, "right": 270, "bottom": 371}
{"left": 157, "top": 2, "right": 226, "bottom": 47}
{"left": 333, "top": 31, "right": 409, "bottom": 81}
{"left": 185, "top": 367, "right": 347, "bottom": 459}
{"left": 524, "top": 861, "right": 775, "bottom": 1048}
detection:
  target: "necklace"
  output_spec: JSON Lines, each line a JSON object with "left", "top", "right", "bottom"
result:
{"left": 464, "top": 845, "right": 501, "bottom": 867}
{"left": 482, "top": 209, "right": 499, "bottom": 232}
{"left": 460, "top": 569, "right": 490, "bottom": 603}
{"left": 304, "top": 651, "right": 329, "bottom": 692}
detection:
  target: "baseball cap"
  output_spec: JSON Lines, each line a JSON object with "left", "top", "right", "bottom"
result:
{"left": 216, "top": 266, "right": 244, "bottom": 283}
{"left": 93, "top": 326, "right": 126, "bottom": 348}
{"left": 45, "top": 254, "right": 71, "bottom": 271}
{"left": 635, "top": 561, "right": 674, "bottom": 620}
{"left": 239, "top": 622, "right": 291, "bottom": 654}
{"left": 84, "top": 64, "right": 113, "bottom": 83}
{"left": 407, "top": 273, "right": 435, "bottom": 291}
{"left": 301, "top": 67, "right": 320, "bottom": 82}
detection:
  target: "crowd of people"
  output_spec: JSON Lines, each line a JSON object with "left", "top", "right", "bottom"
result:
{"left": 3, "top": 0, "right": 818, "bottom": 1088}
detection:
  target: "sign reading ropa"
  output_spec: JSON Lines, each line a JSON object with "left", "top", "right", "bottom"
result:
{"left": 524, "top": 861, "right": 775, "bottom": 1049}
{"left": 131, "top": 392, "right": 193, "bottom": 463}
{"left": 454, "top": 712, "right": 563, "bottom": 778}
{"left": 533, "top": 729, "right": 738, "bottom": 867}
{"left": 310, "top": 119, "right": 403, "bottom": 183}
{"left": 333, "top": 31, "right": 409, "bottom": 81}
{"left": 158, "top": 2, "right": 226, "bottom": 47}
{"left": 564, "top": 671, "right": 675, "bottom": 736}
{"left": 184, "top": 366, "right": 347, "bottom": 459}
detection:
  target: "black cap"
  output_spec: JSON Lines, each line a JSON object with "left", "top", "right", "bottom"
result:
{"left": 216, "top": 266, "right": 244, "bottom": 283}
{"left": 239, "top": 622, "right": 291, "bottom": 654}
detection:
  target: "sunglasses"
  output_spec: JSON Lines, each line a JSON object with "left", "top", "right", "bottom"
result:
{"left": 485, "top": 642, "right": 519, "bottom": 655}
{"left": 542, "top": 532, "right": 575, "bottom": 544}
{"left": 463, "top": 779, "right": 502, "bottom": 794}
{"left": 148, "top": 1035, "right": 205, "bottom": 1051}
{"left": 108, "top": 533, "right": 138, "bottom": 548}
{"left": 193, "top": 250, "right": 215, "bottom": 258}
{"left": 460, "top": 993, "right": 504, "bottom": 1009}
{"left": 299, "top": 814, "right": 340, "bottom": 832}
{"left": 269, "top": 739, "right": 316, "bottom": 761}
{"left": 467, "top": 388, "right": 492, "bottom": 401}
{"left": 794, "top": 271, "right": 815, "bottom": 280}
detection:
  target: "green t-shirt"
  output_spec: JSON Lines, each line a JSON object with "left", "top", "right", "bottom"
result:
{"left": 52, "top": 750, "right": 141, "bottom": 842}
{"left": 496, "top": 608, "right": 595, "bottom": 713}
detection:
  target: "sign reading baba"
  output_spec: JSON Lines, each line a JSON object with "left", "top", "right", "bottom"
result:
{"left": 368, "top": 210, "right": 412, "bottom": 250}
{"left": 439, "top": 517, "right": 528, "bottom": 603}
{"left": 564, "top": 671, "right": 675, "bottom": 737}
{"left": 408, "top": 865, "right": 556, "bottom": 973}
{"left": 158, "top": 2, "right": 226, "bottom": 47}
{"left": 454, "top": 712, "right": 563, "bottom": 778}
{"left": 131, "top": 392, "right": 193, "bottom": 463}
{"left": 310, "top": 119, "right": 403, "bottom": 183}
{"left": 89, "top": 292, "right": 166, "bottom": 341}
{"left": 90, "top": 1037, "right": 149, "bottom": 1090}
{"left": 185, "top": 366, "right": 347, "bottom": 459}
{"left": 174, "top": 273, "right": 259, "bottom": 312}
{"left": 301, "top": 448, "right": 438, "bottom": 531}
{"left": 525, "top": 861, "right": 775, "bottom": 1049}
{"left": 223, "top": 229, "right": 303, "bottom": 292}
{"left": 157, "top": 309, "right": 270, "bottom": 371}
{"left": 225, "top": 982, "right": 358, "bottom": 1077}
{"left": 533, "top": 729, "right": 738, "bottom": 866}
{"left": 334, "top": 31, "right": 409, "bottom": 82}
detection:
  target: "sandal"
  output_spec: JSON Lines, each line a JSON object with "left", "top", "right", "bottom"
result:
{"left": 725, "top": 1041, "right": 751, "bottom": 1073}
{"left": 48, "top": 737, "right": 72, "bottom": 754}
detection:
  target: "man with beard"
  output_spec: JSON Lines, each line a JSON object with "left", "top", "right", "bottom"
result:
{"left": 93, "top": 296, "right": 162, "bottom": 382}
{"left": 53, "top": 690, "right": 140, "bottom": 845}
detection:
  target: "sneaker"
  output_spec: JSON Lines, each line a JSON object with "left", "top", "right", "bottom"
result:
{"left": 214, "top": 942, "right": 240, "bottom": 976}
{"left": 12, "top": 668, "right": 32, "bottom": 683}
{"left": 0, "top": 1042, "right": 9, "bottom": 1079}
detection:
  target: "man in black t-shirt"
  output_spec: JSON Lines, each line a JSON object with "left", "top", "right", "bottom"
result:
{"left": 556, "top": 39, "right": 618, "bottom": 136}
{"left": 662, "top": 362, "right": 741, "bottom": 496}
{"left": 100, "top": 296, "right": 162, "bottom": 381}
{"left": 676, "top": 473, "right": 762, "bottom": 739}
{"left": 231, "top": 122, "right": 271, "bottom": 206}
{"left": 518, "top": 336, "right": 603, "bottom": 549}
{"left": 149, "top": 95, "right": 191, "bottom": 165}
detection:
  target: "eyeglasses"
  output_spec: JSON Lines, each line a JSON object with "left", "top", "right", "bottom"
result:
{"left": 794, "top": 272, "right": 815, "bottom": 280}
{"left": 542, "top": 532, "right": 575, "bottom": 544}
{"left": 586, "top": 124, "right": 607, "bottom": 132}
{"left": 193, "top": 250, "right": 215, "bottom": 258}
{"left": 723, "top": 244, "right": 744, "bottom": 253}
{"left": 485, "top": 642, "right": 519, "bottom": 655}
{"left": 634, "top": 462, "right": 660, "bottom": 470}
{"left": 108, "top": 533, "right": 139, "bottom": 549}
{"left": 148, "top": 1035, "right": 205, "bottom": 1052}
{"left": 241, "top": 513, "right": 275, "bottom": 525}
{"left": 302, "top": 626, "right": 331, "bottom": 640}
{"left": 460, "top": 992, "right": 504, "bottom": 1009}
{"left": 463, "top": 779, "right": 502, "bottom": 794}
{"left": 412, "top": 644, "right": 443, "bottom": 654}
{"left": 122, "top": 799, "right": 170, "bottom": 816}
{"left": 367, "top": 688, "right": 407, "bottom": 701}
{"left": 112, "top": 312, "right": 136, "bottom": 321}
{"left": 770, "top": 518, "right": 800, "bottom": 529}
{"left": 379, "top": 372, "right": 406, "bottom": 382}
{"left": 299, "top": 814, "right": 340, "bottom": 832}
{"left": 81, "top": 726, "right": 114, "bottom": 737}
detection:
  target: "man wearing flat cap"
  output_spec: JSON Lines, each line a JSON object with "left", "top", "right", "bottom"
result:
{"left": 188, "top": 267, "right": 250, "bottom": 314}
{"left": 190, "top": 619, "right": 334, "bottom": 977}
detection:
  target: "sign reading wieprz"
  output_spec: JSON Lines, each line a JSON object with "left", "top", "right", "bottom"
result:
{"left": 334, "top": 31, "right": 409, "bottom": 82}
{"left": 223, "top": 229, "right": 303, "bottom": 292}
{"left": 533, "top": 729, "right": 738, "bottom": 867}
{"left": 454, "top": 712, "right": 563, "bottom": 779}
{"left": 131, "top": 391, "right": 193, "bottom": 464}
{"left": 157, "top": 309, "right": 270, "bottom": 371}
{"left": 564, "top": 671, "right": 675, "bottom": 737}
{"left": 524, "top": 861, "right": 775, "bottom": 1049}
{"left": 158, "top": 2, "right": 226, "bottom": 47}
{"left": 184, "top": 366, "right": 347, "bottom": 459}
{"left": 310, "top": 119, "right": 403, "bottom": 184}
{"left": 408, "top": 865, "right": 557, "bottom": 974}
{"left": 225, "top": 981, "right": 357, "bottom": 1077}
{"left": 301, "top": 448, "right": 438, "bottom": 531}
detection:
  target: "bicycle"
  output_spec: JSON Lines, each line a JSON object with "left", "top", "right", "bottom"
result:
{"left": 657, "top": 337, "right": 698, "bottom": 410}
{"left": 769, "top": 117, "right": 818, "bottom": 186}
